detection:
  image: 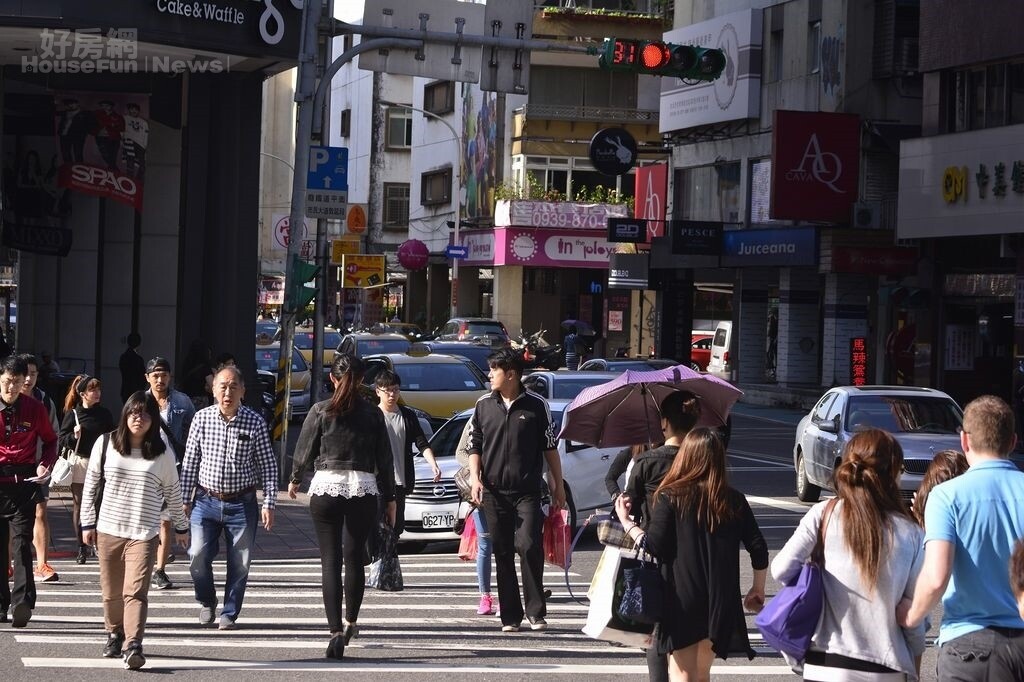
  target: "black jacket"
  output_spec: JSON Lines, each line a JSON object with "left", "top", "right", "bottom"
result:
{"left": 290, "top": 396, "right": 396, "bottom": 501}
{"left": 604, "top": 447, "right": 633, "bottom": 498}
{"left": 467, "top": 387, "right": 557, "bottom": 494}
{"left": 58, "top": 404, "right": 115, "bottom": 459}
{"left": 625, "top": 444, "right": 679, "bottom": 527}
{"left": 394, "top": 405, "right": 430, "bottom": 491}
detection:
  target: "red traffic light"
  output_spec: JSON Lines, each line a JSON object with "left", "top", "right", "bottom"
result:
{"left": 640, "top": 41, "right": 670, "bottom": 70}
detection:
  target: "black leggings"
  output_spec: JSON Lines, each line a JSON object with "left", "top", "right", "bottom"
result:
{"left": 309, "top": 493, "right": 378, "bottom": 632}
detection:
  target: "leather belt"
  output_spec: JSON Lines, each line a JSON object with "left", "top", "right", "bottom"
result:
{"left": 198, "top": 485, "right": 256, "bottom": 502}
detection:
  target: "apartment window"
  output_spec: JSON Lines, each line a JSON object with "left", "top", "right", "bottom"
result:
{"left": 421, "top": 167, "right": 452, "bottom": 205}
{"left": 1011, "top": 63, "right": 1024, "bottom": 124}
{"left": 383, "top": 183, "right": 409, "bottom": 228}
{"left": 339, "top": 108, "right": 351, "bottom": 137}
{"left": 949, "top": 63, "right": 1021, "bottom": 132}
{"left": 423, "top": 81, "right": 455, "bottom": 115}
{"left": 808, "top": 21, "right": 821, "bottom": 74}
{"left": 386, "top": 106, "right": 412, "bottom": 149}
{"left": 769, "top": 30, "right": 784, "bottom": 82}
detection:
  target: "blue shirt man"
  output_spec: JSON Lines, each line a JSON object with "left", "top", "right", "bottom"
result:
{"left": 898, "top": 395, "right": 1024, "bottom": 682}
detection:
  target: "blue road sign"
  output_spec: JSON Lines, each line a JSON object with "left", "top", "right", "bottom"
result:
{"left": 306, "top": 146, "right": 348, "bottom": 191}
{"left": 445, "top": 244, "right": 469, "bottom": 259}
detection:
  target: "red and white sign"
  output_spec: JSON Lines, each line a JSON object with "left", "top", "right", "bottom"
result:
{"left": 495, "top": 228, "right": 615, "bottom": 268}
{"left": 831, "top": 246, "right": 917, "bottom": 276}
{"left": 771, "top": 111, "right": 860, "bottom": 223}
{"left": 635, "top": 163, "right": 667, "bottom": 241}
{"left": 271, "top": 213, "right": 314, "bottom": 258}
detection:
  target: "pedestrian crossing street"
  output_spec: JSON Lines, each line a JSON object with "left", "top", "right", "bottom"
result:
{"left": 9, "top": 553, "right": 795, "bottom": 677}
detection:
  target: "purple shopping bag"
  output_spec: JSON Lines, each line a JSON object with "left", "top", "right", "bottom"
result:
{"left": 754, "top": 560, "right": 823, "bottom": 660}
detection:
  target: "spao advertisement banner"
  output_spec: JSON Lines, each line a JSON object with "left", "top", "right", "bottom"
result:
{"left": 54, "top": 92, "right": 149, "bottom": 211}
{"left": 660, "top": 9, "right": 763, "bottom": 133}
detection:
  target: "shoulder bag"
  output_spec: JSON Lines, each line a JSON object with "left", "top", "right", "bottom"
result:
{"left": 453, "top": 466, "right": 474, "bottom": 503}
{"left": 616, "top": 536, "right": 663, "bottom": 625}
{"left": 91, "top": 433, "right": 112, "bottom": 514}
{"left": 755, "top": 497, "right": 839, "bottom": 661}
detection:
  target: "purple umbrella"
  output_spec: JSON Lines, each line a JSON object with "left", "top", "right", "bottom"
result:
{"left": 557, "top": 365, "right": 743, "bottom": 448}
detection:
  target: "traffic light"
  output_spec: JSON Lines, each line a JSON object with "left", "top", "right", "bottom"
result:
{"left": 288, "top": 254, "right": 319, "bottom": 311}
{"left": 598, "top": 38, "right": 726, "bottom": 82}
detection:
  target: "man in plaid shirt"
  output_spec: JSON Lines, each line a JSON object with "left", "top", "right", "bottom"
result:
{"left": 179, "top": 365, "right": 277, "bottom": 630}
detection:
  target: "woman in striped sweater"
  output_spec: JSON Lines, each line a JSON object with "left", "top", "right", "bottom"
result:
{"left": 81, "top": 392, "right": 190, "bottom": 670}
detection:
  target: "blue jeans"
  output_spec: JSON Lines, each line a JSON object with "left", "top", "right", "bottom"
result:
{"left": 474, "top": 507, "right": 492, "bottom": 594}
{"left": 188, "top": 489, "right": 259, "bottom": 621}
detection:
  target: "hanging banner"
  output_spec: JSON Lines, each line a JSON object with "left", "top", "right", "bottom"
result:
{"left": 54, "top": 91, "right": 149, "bottom": 211}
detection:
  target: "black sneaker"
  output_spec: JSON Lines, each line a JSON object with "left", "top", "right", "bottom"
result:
{"left": 527, "top": 616, "right": 548, "bottom": 631}
{"left": 76, "top": 545, "right": 88, "bottom": 565}
{"left": 123, "top": 643, "right": 146, "bottom": 670}
{"left": 11, "top": 603, "right": 31, "bottom": 628}
{"left": 151, "top": 569, "right": 172, "bottom": 590}
{"left": 103, "top": 632, "right": 125, "bottom": 658}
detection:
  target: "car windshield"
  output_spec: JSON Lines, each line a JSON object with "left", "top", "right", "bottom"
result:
{"left": 295, "top": 331, "right": 342, "bottom": 350}
{"left": 550, "top": 378, "right": 612, "bottom": 400}
{"left": 601, "top": 360, "right": 675, "bottom": 372}
{"left": 466, "top": 322, "right": 506, "bottom": 337}
{"left": 255, "top": 348, "right": 281, "bottom": 372}
{"left": 356, "top": 338, "right": 411, "bottom": 355}
{"left": 399, "top": 362, "right": 484, "bottom": 391}
{"left": 846, "top": 395, "right": 962, "bottom": 434}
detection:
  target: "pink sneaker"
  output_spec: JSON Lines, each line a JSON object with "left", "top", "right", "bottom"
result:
{"left": 477, "top": 594, "right": 494, "bottom": 615}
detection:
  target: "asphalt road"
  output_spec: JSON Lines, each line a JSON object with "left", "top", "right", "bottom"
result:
{"left": 0, "top": 404, "right": 944, "bottom": 680}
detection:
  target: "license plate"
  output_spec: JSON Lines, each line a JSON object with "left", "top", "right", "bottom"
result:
{"left": 421, "top": 511, "right": 455, "bottom": 529}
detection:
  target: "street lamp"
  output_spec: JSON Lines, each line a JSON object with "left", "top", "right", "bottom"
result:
{"left": 379, "top": 100, "right": 461, "bottom": 318}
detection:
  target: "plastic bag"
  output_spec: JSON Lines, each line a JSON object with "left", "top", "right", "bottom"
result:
{"left": 543, "top": 507, "right": 571, "bottom": 569}
{"left": 368, "top": 519, "right": 404, "bottom": 591}
{"left": 458, "top": 512, "right": 478, "bottom": 562}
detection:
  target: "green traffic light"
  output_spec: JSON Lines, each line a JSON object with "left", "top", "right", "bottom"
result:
{"left": 289, "top": 254, "right": 320, "bottom": 310}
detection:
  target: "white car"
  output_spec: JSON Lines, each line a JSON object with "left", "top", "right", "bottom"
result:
{"left": 401, "top": 400, "right": 620, "bottom": 545}
{"left": 793, "top": 385, "right": 963, "bottom": 503}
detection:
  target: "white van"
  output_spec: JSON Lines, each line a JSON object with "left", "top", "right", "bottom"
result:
{"left": 706, "top": 320, "right": 733, "bottom": 379}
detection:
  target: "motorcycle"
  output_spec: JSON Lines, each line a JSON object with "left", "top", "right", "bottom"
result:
{"left": 511, "top": 329, "right": 563, "bottom": 370}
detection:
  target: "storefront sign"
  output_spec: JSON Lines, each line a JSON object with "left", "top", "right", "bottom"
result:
{"left": 660, "top": 9, "right": 763, "bottom": 133}
{"left": 945, "top": 324, "right": 976, "bottom": 371}
{"left": 635, "top": 163, "right": 667, "bottom": 240}
{"left": 608, "top": 253, "right": 649, "bottom": 290}
{"left": 341, "top": 254, "right": 385, "bottom": 289}
{"left": 670, "top": 220, "right": 722, "bottom": 256}
{"left": 459, "top": 230, "right": 496, "bottom": 265}
{"left": 494, "top": 200, "right": 628, "bottom": 230}
{"left": 495, "top": 228, "right": 615, "bottom": 268}
{"left": 771, "top": 111, "right": 860, "bottom": 223}
{"left": 330, "top": 237, "right": 360, "bottom": 264}
{"left": 271, "top": 213, "right": 314, "bottom": 258}
{"left": 2, "top": 222, "right": 73, "bottom": 257}
{"left": 721, "top": 227, "right": 817, "bottom": 267}
{"left": 589, "top": 127, "right": 638, "bottom": 176}
{"left": 831, "top": 246, "right": 918, "bottom": 276}
{"left": 607, "top": 218, "right": 647, "bottom": 243}
{"left": 849, "top": 337, "right": 868, "bottom": 386}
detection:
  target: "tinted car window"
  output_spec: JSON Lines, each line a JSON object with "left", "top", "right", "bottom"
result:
{"left": 466, "top": 322, "right": 507, "bottom": 337}
{"left": 427, "top": 415, "right": 469, "bottom": 459}
{"left": 398, "top": 362, "right": 484, "bottom": 391}
{"left": 551, "top": 379, "right": 611, "bottom": 400}
{"left": 846, "top": 395, "right": 961, "bottom": 434}
{"left": 356, "top": 338, "right": 411, "bottom": 355}
{"left": 811, "top": 393, "right": 836, "bottom": 421}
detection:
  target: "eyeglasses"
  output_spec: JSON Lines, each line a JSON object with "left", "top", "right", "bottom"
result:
{"left": 377, "top": 386, "right": 400, "bottom": 394}
{"left": 0, "top": 377, "right": 24, "bottom": 388}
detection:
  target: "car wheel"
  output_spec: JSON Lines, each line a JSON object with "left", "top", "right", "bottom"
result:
{"left": 796, "top": 451, "right": 821, "bottom": 503}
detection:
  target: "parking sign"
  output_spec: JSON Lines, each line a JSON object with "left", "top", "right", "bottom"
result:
{"left": 305, "top": 145, "right": 348, "bottom": 219}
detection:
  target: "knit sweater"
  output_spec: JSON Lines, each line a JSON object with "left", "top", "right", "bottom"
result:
{"left": 80, "top": 436, "right": 188, "bottom": 541}
{"left": 771, "top": 499, "right": 927, "bottom": 679}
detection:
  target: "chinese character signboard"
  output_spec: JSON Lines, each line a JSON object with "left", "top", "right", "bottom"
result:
{"left": 771, "top": 111, "right": 860, "bottom": 223}
{"left": 849, "top": 337, "right": 868, "bottom": 386}
{"left": 341, "top": 254, "right": 385, "bottom": 289}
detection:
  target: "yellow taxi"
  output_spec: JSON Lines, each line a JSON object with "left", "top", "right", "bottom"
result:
{"left": 254, "top": 343, "right": 311, "bottom": 418}
{"left": 361, "top": 353, "right": 490, "bottom": 429}
{"left": 294, "top": 327, "right": 344, "bottom": 368}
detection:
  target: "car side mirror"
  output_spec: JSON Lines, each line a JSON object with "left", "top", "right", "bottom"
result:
{"left": 817, "top": 418, "right": 838, "bottom": 434}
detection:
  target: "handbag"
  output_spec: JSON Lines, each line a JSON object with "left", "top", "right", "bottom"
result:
{"left": 755, "top": 497, "right": 839, "bottom": 661}
{"left": 543, "top": 507, "right": 572, "bottom": 570}
{"left": 50, "top": 454, "right": 73, "bottom": 487}
{"left": 595, "top": 513, "right": 637, "bottom": 550}
{"left": 617, "top": 537, "right": 663, "bottom": 625}
{"left": 453, "top": 465, "right": 474, "bottom": 503}
{"left": 368, "top": 517, "right": 404, "bottom": 591}
{"left": 457, "top": 512, "right": 478, "bottom": 562}
{"left": 582, "top": 545, "right": 654, "bottom": 648}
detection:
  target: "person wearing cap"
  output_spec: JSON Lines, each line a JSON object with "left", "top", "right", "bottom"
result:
{"left": 144, "top": 357, "right": 195, "bottom": 590}
{"left": 58, "top": 374, "right": 115, "bottom": 565}
{"left": 0, "top": 355, "right": 59, "bottom": 627}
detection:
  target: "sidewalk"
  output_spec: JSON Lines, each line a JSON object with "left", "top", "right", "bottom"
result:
{"left": 42, "top": 489, "right": 320, "bottom": 562}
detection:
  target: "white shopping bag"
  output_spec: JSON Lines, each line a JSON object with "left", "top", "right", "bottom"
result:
{"left": 582, "top": 545, "right": 655, "bottom": 649}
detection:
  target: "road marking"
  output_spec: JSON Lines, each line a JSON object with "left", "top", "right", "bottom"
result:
{"left": 745, "top": 495, "right": 810, "bottom": 513}
{"left": 30, "top": 601, "right": 590, "bottom": 612}
{"left": 22, "top": 614, "right": 593, "bottom": 626}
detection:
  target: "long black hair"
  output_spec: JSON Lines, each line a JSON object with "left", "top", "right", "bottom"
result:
{"left": 112, "top": 391, "right": 166, "bottom": 460}
{"left": 326, "top": 352, "right": 364, "bottom": 417}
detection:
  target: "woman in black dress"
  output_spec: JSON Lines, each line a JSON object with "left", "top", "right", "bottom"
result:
{"left": 615, "top": 427, "right": 768, "bottom": 681}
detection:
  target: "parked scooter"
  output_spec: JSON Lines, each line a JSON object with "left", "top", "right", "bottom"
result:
{"left": 511, "top": 329, "right": 563, "bottom": 370}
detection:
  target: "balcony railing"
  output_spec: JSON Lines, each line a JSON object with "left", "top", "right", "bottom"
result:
{"left": 515, "top": 103, "right": 657, "bottom": 124}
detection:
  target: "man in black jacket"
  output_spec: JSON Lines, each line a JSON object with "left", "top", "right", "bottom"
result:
{"left": 468, "top": 348, "right": 564, "bottom": 633}
{"left": 374, "top": 369, "right": 441, "bottom": 535}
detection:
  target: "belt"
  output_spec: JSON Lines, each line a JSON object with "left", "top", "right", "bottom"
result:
{"left": 198, "top": 485, "right": 257, "bottom": 502}
{"left": 0, "top": 463, "right": 36, "bottom": 477}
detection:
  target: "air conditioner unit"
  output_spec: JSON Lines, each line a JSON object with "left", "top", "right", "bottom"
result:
{"left": 852, "top": 201, "right": 882, "bottom": 229}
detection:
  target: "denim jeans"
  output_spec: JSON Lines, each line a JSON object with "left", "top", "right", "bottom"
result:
{"left": 474, "top": 507, "right": 492, "bottom": 594}
{"left": 188, "top": 489, "right": 258, "bottom": 622}
{"left": 481, "top": 490, "right": 544, "bottom": 626}
{"left": 938, "top": 626, "right": 1024, "bottom": 682}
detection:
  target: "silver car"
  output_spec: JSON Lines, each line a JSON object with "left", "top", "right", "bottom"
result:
{"left": 793, "top": 385, "right": 963, "bottom": 503}
{"left": 402, "top": 400, "right": 620, "bottom": 545}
